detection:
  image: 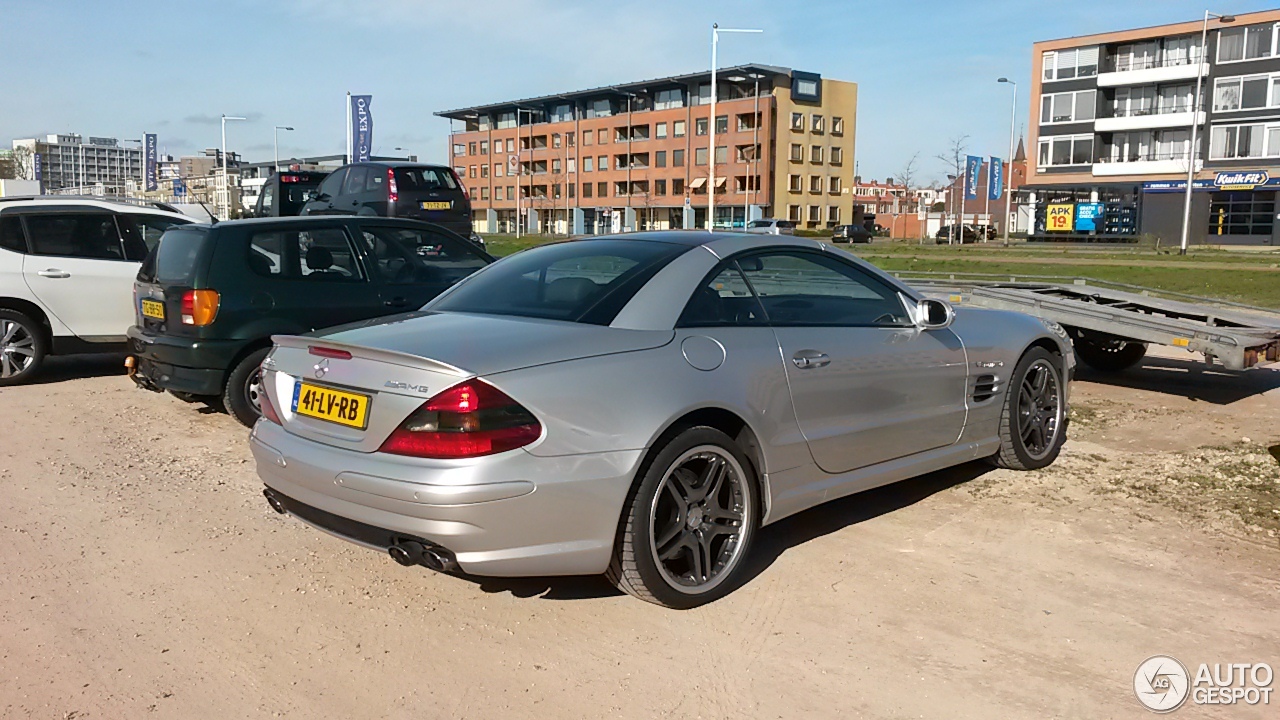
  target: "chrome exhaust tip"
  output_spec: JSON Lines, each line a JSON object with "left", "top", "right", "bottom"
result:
{"left": 388, "top": 541, "right": 425, "bottom": 567}
{"left": 262, "top": 489, "right": 287, "bottom": 515}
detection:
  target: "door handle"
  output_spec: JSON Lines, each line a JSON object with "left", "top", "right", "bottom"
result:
{"left": 791, "top": 350, "right": 830, "bottom": 369}
{"left": 383, "top": 297, "right": 409, "bottom": 308}
{"left": 37, "top": 269, "right": 71, "bottom": 279}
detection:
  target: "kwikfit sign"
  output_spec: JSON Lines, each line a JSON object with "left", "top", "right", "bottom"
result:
{"left": 1214, "top": 171, "right": 1270, "bottom": 190}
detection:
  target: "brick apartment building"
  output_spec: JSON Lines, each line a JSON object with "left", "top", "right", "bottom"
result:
{"left": 436, "top": 64, "right": 858, "bottom": 234}
{"left": 1028, "top": 8, "right": 1280, "bottom": 245}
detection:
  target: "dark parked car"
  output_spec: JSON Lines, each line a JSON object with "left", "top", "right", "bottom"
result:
{"left": 831, "top": 224, "right": 873, "bottom": 243}
{"left": 935, "top": 225, "right": 981, "bottom": 244}
{"left": 300, "top": 162, "right": 473, "bottom": 238}
{"left": 127, "top": 216, "right": 492, "bottom": 426}
{"left": 250, "top": 170, "right": 329, "bottom": 217}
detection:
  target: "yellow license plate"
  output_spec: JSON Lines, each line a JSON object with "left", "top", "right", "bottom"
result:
{"left": 141, "top": 299, "right": 165, "bottom": 319}
{"left": 292, "top": 382, "right": 371, "bottom": 429}
{"left": 421, "top": 201, "right": 452, "bottom": 210}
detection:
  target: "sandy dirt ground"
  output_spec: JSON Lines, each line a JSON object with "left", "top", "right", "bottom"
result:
{"left": 1, "top": 348, "right": 1277, "bottom": 719}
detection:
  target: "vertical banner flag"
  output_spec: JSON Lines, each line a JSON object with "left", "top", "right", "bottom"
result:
{"left": 33, "top": 153, "right": 42, "bottom": 182}
{"left": 988, "top": 156, "right": 1003, "bottom": 201}
{"left": 350, "top": 95, "right": 374, "bottom": 163}
{"left": 964, "top": 155, "right": 982, "bottom": 200}
{"left": 144, "top": 133, "right": 158, "bottom": 191}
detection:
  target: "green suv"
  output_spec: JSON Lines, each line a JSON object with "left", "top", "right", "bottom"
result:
{"left": 127, "top": 216, "right": 492, "bottom": 425}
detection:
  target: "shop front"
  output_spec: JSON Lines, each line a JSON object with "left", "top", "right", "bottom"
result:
{"left": 1142, "top": 171, "right": 1280, "bottom": 246}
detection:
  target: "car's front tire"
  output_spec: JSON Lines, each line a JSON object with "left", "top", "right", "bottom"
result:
{"left": 990, "top": 347, "right": 1066, "bottom": 470}
{"left": 224, "top": 348, "right": 270, "bottom": 427}
{"left": 0, "top": 309, "right": 46, "bottom": 387}
{"left": 608, "top": 426, "right": 759, "bottom": 609}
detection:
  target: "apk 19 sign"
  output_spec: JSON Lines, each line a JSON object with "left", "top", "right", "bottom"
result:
{"left": 1046, "top": 204, "right": 1074, "bottom": 232}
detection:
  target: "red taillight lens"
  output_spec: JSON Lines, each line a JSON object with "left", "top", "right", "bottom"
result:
{"left": 259, "top": 370, "right": 282, "bottom": 425}
{"left": 378, "top": 380, "right": 541, "bottom": 459}
{"left": 387, "top": 167, "right": 399, "bottom": 203}
{"left": 308, "top": 345, "right": 353, "bottom": 360}
{"left": 450, "top": 169, "right": 469, "bottom": 201}
{"left": 181, "top": 289, "right": 219, "bottom": 326}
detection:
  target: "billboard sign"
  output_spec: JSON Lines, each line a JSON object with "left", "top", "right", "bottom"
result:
{"left": 1214, "top": 170, "right": 1269, "bottom": 190}
{"left": 1046, "top": 203, "right": 1074, "bottom": 232}
{"left": 1075, "top": 202, "right": 1104, "bottom": 232}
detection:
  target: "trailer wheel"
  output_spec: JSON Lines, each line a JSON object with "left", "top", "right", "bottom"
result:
{"left": 1072, "top": 330, "right": 1147, "bottom": 373}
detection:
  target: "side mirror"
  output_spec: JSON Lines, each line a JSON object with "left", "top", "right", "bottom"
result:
{"left": 915, "top": 297, "right": 955, "bottom": 330}
{"left": 308, "top": 191, "right": 324, "bottom": 202}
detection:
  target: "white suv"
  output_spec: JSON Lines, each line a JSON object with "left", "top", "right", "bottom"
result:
{"left": 0, "top": 196, "right": 192, "bottom": 385}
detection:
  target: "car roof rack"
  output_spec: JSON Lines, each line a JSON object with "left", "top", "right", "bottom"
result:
{"left": 0, "top": 195, "right": 184, "bottom": 214}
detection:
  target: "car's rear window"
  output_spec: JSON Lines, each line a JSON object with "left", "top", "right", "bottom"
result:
{"left": 140, "top": 227, "right": 209, "bottom": 284}
{"left": 429, "top": 239, "right": 688, "bottom": 325}
{"left": 394, "top": 167, "right": 459, "bottom": 192}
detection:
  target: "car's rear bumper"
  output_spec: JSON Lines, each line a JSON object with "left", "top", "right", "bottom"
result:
{"left": 249, "top": 419, "right": 643, "bottom": 577}
{"left": 126, "top": 326, "right": 247, "bottom": 396}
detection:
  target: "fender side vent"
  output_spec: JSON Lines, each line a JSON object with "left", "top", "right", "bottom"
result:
{"left": 973, "top": 374, "right": 998, "bottom": 403}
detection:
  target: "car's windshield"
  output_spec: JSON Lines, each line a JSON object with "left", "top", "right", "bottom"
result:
{"left": 747, "top": 220, "right": 773, "bottom": 228}
{"left": 428, "top": 239, "right": 688, "bottom": 324}
{"left": 394, "top": 167, "right": 458, "bottom": 191}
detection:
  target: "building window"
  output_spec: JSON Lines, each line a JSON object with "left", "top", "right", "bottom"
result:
{"left": 506, "top": 138, "right": 515, "bottom": 153}
{"left": 597, "top": 128, "right": 608, "bottom": 144}
{"left": 480, "top": 164, "right": 488, "bottom": 178}
{"left": 656, "top": 122, "right": 668, "bottom": 139}
{"left": 655, "top": 88, "right": 684, "bottom": 110}
{"left": 791, "top": 112, "right": 804, "bottom": 131}
{"left": 809, "top": 176, "right": 823, "bottom": 193}
{"left": 827, "top": 206, "right": 840, "bottom": 223}
{"left": 496, "top": 112, "right": 516, "bottom": 129}
{"left": 586, "top": 98, "right": 613, "bottom": 118}
{"left": 479, "top": 140, "right": 488, "bottom": 155}
{"left": 507, "top": 185, "right": 515, "bottom": 198}
{"left": 714, "top": 115, "right": 728, "bottom": 134}
{"left": 1209, "top": 123, "right": 1274, "bottom": 159}
{"left": 1039, "top": 90, "right": 1097, "bottom": 124}
{"left": 655, "top": 150, "right": 667, "bottom": 168}
{"left": 453, "top": 143, "right": 465, "bottom": 156}
{"left": 736, "top": 112, "right": 759, "bottom": 131}
{"left": 582, "top": 182, "right": 592, "bottom": 198}
{"left": 554, "top": 183, "right": 562, "bottom": 199}
{"left": 832, "top": 117, "right": 844, "bottom": 135}
{"left": 468, "top": 165, "right": 477, "bottom": 178}
{"left": 790, "top": 143, "right": 803, "bottom": 162}
{"left": 735, "top": 144, "right": 759, "bottom": 162}
{"left": 788, "top": 204, "right": 801, "bottom": 221}
{"left": 598, "top": 155, "right": 608, "bottom": 171}
{"left": 655, "top": 179, "right": 667, "bottom": 195}
{"left": 468, "top": 142, "right": 477, "bottom": 155}
{"left": 567, "top": 131, "right": 575, "bottom": 146}
{"left": 1212, "top": 73, "right": 1277, "bottom": 112}
{"left": 788, "top": 174, "right": 802, "bottom": 192}
{"left": 598, "top": 181, "right": 608, "bottom": 197}
{"left": 811, "top": 115, "right": 824, "bottom": 133}
{"left": 695, "top": 83, "right": 712, "bottom": 105}
{"left": 551, "top": 159, "right": 561, "bottom": 174}
{"left": 495, "top": 187, "right": 504, "bottom": 201}
{"left": 582, "top": 156, "right": 593, "bottom": 172}
{"left": 673, "top": 149, "right": 685, "bottom": 167}
{"left": 810, "top": 146, "right": 824, "bottom": 163}
{"left": 1042, "top": 46, "right": 1100, "bottom": 80}
{"left": 1218, "top": 24, "right": 1277, "bottom": 63}
{"left": 829, "top": 176, "right": 842, "bottom": 194}
{"left": 1037, "top": 134, "right": 1094, "bottom": 167}
{"left": 1209, "top": 190, "right": 1275, "bottom": 235}
{"left": 567, "top": 158, "right": 576, "bottom": 173}
{"left": 695, "top": 118, "right": 708, "bottom": 136}
{"left": 695, "top": 147, "right": 708, "bottom": 165}
{"left": 714, "top": 146, "right": 727, "bottom": 164}
{"left": 583, "top": 130, "right": 593, "bottom": 146}
{"left": 479, "top": 187, "right": 489, "bottom": 200}
{"left": 674, "top": 120, "right": 686, "bottom": 138}
{"left": 552, "top": 133, "right": 562, "bottom": 148}
{"left": 493, "top": 163, "right": 503, "bottom": 177}
{"left": 807, "top": 205, "right": 821, "bottom": 223}
{"left": 830, "top": 147, "right": 844, "bottom": 165}
{"left": 614, "top": 181, "right": 628, "bottom": 196}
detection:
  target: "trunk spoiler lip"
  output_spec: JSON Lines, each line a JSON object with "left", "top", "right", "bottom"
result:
{"left": 269, "top": 334, "right": 470, "bottom": 378}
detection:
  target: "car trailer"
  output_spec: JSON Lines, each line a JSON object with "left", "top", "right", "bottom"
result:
{"left": 896, "top": 272, "right": 1280, "bottom": 373}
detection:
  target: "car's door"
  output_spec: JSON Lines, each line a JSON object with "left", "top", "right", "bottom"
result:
{"left": 19, "top": 211, "right": 140, "bottom": 340}
{"left": 741, "top": 249, "right": 968, "bottom": 474}
{"left": 304, "top": 168, "right": 346, "bottom": 215}
{"left": 339, "top": 166, "right": 369, "bottom": 215}
{"left": 243, "top": 223, "right": 381, "bottom": 332}
{"left": 357, "top": 224, "right": 490, "bottom": 310}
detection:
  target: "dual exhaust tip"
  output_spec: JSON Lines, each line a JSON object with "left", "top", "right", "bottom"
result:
{"left": 262, "top": 488, "right": 457, "bottom": 573}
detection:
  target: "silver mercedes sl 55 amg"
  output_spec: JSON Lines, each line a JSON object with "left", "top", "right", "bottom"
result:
{"left": 251, "top": 232, "right": 1074, "bottom": 608}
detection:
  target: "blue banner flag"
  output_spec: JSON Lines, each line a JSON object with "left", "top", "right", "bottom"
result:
{"left": 964, "top": 155, "right": 982, "bottom": 199}
{"left": 988, "top": 156, "right": 1003, "bottom": 200}
{"left": 350, "top": 95, "right": 373, "bottom": 163}
{"left": 144, "top": 133, "right": 158, "bottom": 191}
{"left": 33, "top": 153, "right": 42, "bottom": 182}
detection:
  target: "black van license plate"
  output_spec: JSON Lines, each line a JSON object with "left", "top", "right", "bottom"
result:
{"left": 421, "top": 201, "right": 452, "bottom": 210}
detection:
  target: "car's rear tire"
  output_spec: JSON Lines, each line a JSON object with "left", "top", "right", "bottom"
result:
{"left": 0, "top": 309, "right": 46, "bottom": 387}
{"left": 223, "top": 348, "right": 270, "bottom": 427}
{"left": 607, "top": 426, "right": 759, "bottom": 609}
{"left": 1072, "top": 331, "right": 1147, "bottom": 373}
{"left": 990, "top": 347, "right": 1066, "bottom": 471}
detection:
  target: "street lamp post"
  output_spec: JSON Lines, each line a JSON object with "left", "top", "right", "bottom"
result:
{"left": 998, "top": 78, "right": 1018, "bottom": 246}
{"left": 220, "top": 114, "right": 246, "bottom": 220}
{"left": 709, "top": 24, "right": 762, "bottom": 232}
{"left": 1179, "top": 11, "right": 1234, "bottom": 255}
{"left": 273, "top": 126, "right": 293, "bottom": 173}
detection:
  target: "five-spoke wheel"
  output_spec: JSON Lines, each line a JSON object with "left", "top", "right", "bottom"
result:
{"left": 992, "top": 347, "right": 1066, "bottom": 470}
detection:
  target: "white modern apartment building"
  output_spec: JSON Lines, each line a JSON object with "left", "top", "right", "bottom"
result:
{"left": 11, "top": 133, "right": 143, "bottom": 195}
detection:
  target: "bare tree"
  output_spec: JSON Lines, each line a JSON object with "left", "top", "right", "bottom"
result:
{"left": 0, "top": 146, "right": 34, "bottom": 180}
{"left": 935, "top": 135, "right": 970, "bottom": 244}
{"left": 895, "top": 152, "right": 921, "bottom": 240}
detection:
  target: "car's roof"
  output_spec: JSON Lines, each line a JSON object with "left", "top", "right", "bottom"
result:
{"left": 339, "top": 161, "right": 452, "bottom": 170}
{"left": 0, "top": 195, "right": 190, "bottom": 219}
{"left": 575, "top": 230, "right": 826, "bottom": 253}
{"left": 206, "top": 215, "right": 454, "bottom": 230}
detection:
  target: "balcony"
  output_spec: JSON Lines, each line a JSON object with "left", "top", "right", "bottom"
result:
{"left": 1098, "top": 55, "right": 1207, "bottom": 88}
{"left": 1095, "top": 107, "right": 1205, "bottom": 132}
{"left": 1092, "top": 150, "right": 1200, "bottom": 176}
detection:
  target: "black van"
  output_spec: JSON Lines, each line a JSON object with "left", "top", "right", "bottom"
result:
{"left": 127, "top": 216, "right": 492, "bottom": 426}
{"left": 251, "top": 170, "right": 328, "bottom": 217}
{"left": 299, "top": 162, "right": 472, "bottom": 238}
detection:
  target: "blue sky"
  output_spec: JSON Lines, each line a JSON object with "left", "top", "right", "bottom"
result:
{"left": 3, "top": 0, "right": 1277, "bottom": 184}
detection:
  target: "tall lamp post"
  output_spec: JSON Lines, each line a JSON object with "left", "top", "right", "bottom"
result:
{"left": 220, "top": 114, "right": 246, "bottom": 220}
{"left": 273, "top": 126, "right": 293, "bottom": 173}
{"left": 997, "top": 78, "right": 1018, "bottom": 246}
{"left": 709, "top": 24, "right": 762, "bottom": 232}
{"left": 1179, "top": 11, "right": 1234, "bottom": 255}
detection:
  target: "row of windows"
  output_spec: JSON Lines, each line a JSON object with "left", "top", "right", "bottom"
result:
{"left": 785, "top": 204, "right": 843, "bottom": 224}
{"left": 1218, "top": 23, "right": 1277, "bottom": 64}
{"left": 1213, "top": 72, "right": 1280, "bottom": 112}
{"left": 787, "top": 175, "right": 844, "bottom": 194}
{"left": 466, "top": 176, "right": 773, "bottom": 202}
{"left": 788, "top": 143, "right": 844, "bottom": 164}
{"left": 1208, "top": 121, "right": 1280, "bottom": 160}
{"left": 453, "top": 112, "right": 781, "bottom": 157}
{"left": 1042, "top": 46, "right": 1100, "bottom": 81}
{"left": 458, "top": 143, "right": 782, "bottom": 179}
{"left": 789, "top": 113, "right": 844, "bottom": 134}
{"left": 1039, "top": 24, "right": 1277, "bottom": 83}
{"left": 1040, "top": 90, "right": 1096, "bottom": 125}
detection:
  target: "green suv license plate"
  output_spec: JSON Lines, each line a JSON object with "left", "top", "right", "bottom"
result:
{"left": 140, "top": 299, "right": 165, "bottom": 319}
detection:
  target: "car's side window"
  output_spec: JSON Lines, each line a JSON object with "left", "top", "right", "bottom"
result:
{"left": 0, "top": 216, "right": 27, "bottom": 253}
{"left": 677, "top": 262, "right": 767, "bottom": 327}
{"left": 360, "top": 228, "right": 418, "bottom": 286}
{"left": 121, "top": 214, "right": 188, "bottom": 256}
{"left": 342, "top": 166, "right": 369, "bottom": 196}
{"left": 739, "top": 251, "right": 913, "bottom": 327}
{"left": 24, "top": 213, "right": 126, "bottom": 260}
{"left": 365, "top": 168, "right": 385, "bottom": 193}
{"left": 316, "top": 168, "right": 346, "bottom": 198}
{"left": 361, "top": 226, "right": 488, "bottom": 286}
{"left": 259, "top": 184, "right": 274, "bottom": 213}
{"left": 247, "top": 228, "right": 363, "bottom": 282}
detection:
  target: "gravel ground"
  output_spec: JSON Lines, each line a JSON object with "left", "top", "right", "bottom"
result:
{"left": 1, "top": 348, "right": 1276, "bottom": 719}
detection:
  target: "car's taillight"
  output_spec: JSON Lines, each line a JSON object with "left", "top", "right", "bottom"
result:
{"left": 450, "top": 169, "right": 469, "bottom": 201}
{"left": 259, "top": 371, "right": 282, "bottom": 425}
{"left": 378, "top": 380, "right": 541, "bottom": 459}
{"left": 387, "top": 167, "right": 398, "bottom": 203}
{"left": 181, "top": 290, "right": 219, "bottom": 326}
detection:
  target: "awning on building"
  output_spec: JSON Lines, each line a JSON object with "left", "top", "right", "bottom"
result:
{"left": 689, "top": 177, "right": 707, "bottom": 189}
{"left": 714, "top": 177, "right": 727, "bottom": 188}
